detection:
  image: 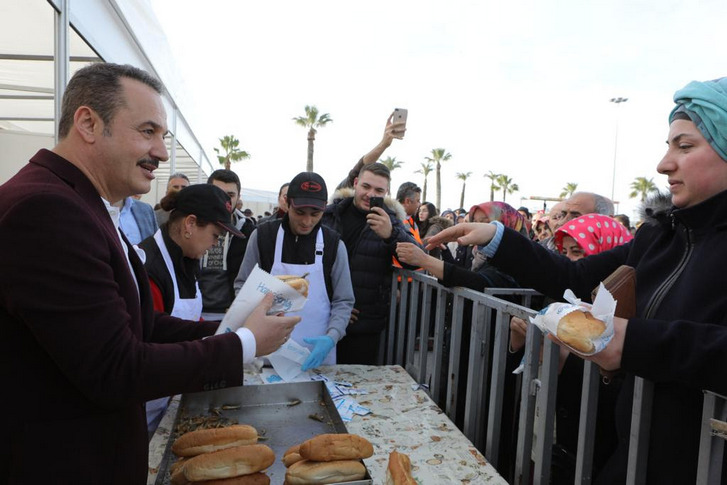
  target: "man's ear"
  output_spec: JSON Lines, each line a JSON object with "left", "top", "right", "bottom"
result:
{"left": 353, "top": 177, "right": 358, "bottom": 188}
{"left": 73, "top": 106, "right": 102, "bottom": 143}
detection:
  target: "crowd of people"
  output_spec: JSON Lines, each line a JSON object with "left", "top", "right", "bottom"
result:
{"left": 1, "top": 61, "right": 725, "bottom": 484}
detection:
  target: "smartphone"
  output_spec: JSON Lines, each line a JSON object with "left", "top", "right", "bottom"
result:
{"left": 369, "top": 196, "right": 385, "bottom": 211}
{"left": 393, "top": 108, "right": 408, "bottom": 135}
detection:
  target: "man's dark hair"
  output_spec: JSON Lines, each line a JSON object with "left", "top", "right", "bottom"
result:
{"left": 396, "top": 182, "right": 421, "bottom": 203}
{"left": 614, "top": 213, "right": 631, "bottom": 229}
{"left": 58, "top": 63, "right": 164, "bottom": 139}
{"left": 207, "top": 169, "right": 241, "bottom": 195}
{"left": 358, "top": 162, "right": 391, "bottom": 181}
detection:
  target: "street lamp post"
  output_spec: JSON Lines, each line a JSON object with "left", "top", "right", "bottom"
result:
{"left": 610, "top": 97, "right": 628, "bottom": 202}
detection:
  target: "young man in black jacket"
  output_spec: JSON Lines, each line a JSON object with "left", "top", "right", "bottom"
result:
{"left": 323, "top": 162, "right": 419, "bottom": 364}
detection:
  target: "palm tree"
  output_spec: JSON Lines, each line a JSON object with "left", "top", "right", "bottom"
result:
{"left": 497, "top": 174, "right": 518, "bottom": 202}
{"left": 292, "top": 105, "right": 333, "bottom": 172}
{"left": 380, "top": 156, "right": 404, "bottom": 172}
{"left": 214, "top": 135, "right": 250, "bottom": 171}
{"left": 559, "top": 182, "right": 579, "bottom": 199}
{"left": 485, "top": 171, "right": 501, "bottom": 202}
{"left": 415, "top": 161, "right": 434, "bottom": 201}
{"left": 456, "top": 172, "right": 472, "bottom": 209}
{"left": 629, "top": 176, "right": 659, "bottom": 202}
{"left": 424, "top": 148, "right": 452, "bottom": 210}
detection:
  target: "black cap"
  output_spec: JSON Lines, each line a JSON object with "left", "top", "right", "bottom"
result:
{"left": 286, "top": 171, "right": 328, "bottom": 210}
{"left": 175, "top": 184, "right": 243, "bottom": 237}
{"left": 518, "top": 206, "right": 531, "bottom": 218}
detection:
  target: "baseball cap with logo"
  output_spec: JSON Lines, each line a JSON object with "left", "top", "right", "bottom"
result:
{"left": 174, "top": 184, "right": 243, "bottom": 237}
{"left": 286, "top": 171, "right": 328, "bottom": 210}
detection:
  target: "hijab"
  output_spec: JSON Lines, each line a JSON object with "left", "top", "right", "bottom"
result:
{"left": 469, "top": 201, "right": 529, "bottom": 236}
{"left": 670, "top": 77, "right": 727, "bottom": 161}
{"left": 555, "top": 214, "right": 633, "bottom": 257}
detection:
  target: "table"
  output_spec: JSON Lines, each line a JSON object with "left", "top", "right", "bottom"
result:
{"left": 148, "top": 365, "right": 507, "bottom": 485}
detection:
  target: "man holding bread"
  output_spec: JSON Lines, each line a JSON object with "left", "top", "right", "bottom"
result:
{"left": 0, "top": 63, "right": 299, "bottom": 484}
{"left": 234, "top": 171, "right": 354, "bottom": 369}
{"left": 426, "top": 76, "right": 727, "bottom": 484}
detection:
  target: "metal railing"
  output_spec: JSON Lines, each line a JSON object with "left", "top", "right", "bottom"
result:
{"left": 385, "top": 268, "right": 726, "bottom": 485}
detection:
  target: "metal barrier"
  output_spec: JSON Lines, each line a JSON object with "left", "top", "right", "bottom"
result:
{"left": 386, "top": 268, "right": 725, "bottom": 485}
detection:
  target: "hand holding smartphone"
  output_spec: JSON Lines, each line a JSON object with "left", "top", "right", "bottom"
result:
{"left": 392, "top": 108, "right": 407, "bottom": 138}
{"left": 369, "top": 196, "right": 385, "bottom": 212}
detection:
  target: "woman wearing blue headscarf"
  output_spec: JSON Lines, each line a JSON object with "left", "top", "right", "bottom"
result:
{"left": 427, "top": 78, "right": 727, "bottom": 484}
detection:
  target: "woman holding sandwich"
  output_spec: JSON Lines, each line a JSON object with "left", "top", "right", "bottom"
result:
{"left": 426, "top": 77, "right": 727, "bottom": 484}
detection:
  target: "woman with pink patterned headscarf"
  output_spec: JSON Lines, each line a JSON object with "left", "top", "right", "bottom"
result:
{"left": 468, "top": 201, "right": 529, "bottom": 236}
{"left": 554, "top": 213, "right": 633, "bottom": 260}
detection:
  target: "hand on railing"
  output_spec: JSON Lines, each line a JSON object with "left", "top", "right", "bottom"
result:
{"left": 511, "top": 316, "right": 572, "bottom": 373}
{"left": 509, "top": 316, "right": 528, "bottom": 353}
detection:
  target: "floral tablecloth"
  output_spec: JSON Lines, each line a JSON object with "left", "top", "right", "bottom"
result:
{"left": 148, "top": 365, "right": 507, "bottom": 485}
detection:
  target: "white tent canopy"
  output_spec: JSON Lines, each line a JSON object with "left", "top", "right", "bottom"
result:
{"left": 0, "top": 0, "right": 215, "bottom": 203}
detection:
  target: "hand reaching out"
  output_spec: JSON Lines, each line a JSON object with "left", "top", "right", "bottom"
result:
{"left": 396, "top": 242, "right": 428, "bottom": 267}
{"left": 426, "top": 223, "right": 497, "bottom": 252}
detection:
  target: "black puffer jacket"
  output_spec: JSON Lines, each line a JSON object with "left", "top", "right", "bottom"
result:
{"left": 322, "top": 190, "right": 417, "bottom": 334}
{"left": 490, "top": 189, "right": 727, "bottom": 484}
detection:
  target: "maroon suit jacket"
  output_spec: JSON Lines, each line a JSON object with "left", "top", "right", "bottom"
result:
{"left": 0, "top": 150, "right": 244, "bottom": 484}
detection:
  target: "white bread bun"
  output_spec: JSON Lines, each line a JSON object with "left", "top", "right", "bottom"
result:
{"left": 386, "top": 450, "right": 416, "bottom": 485}
{"left": 192, "top": 473, "right": 270, "bottom": 484}
{"left": 275, "top": 274, "right": 309, "bottom": 298}
{"left": 282, "top": 444, "right": 303, "bottom": 467}
{"left": 183, "top": 444, "right": 275, "bottom": 481}
{"left": 172, "top": 425, "right": 258, "bottom": 457}
{"left": 299, "top": 433, "right": 374, "bottom": 462}
{"left": 285, "top": 459, "right": 366, "bottom": 484}
{"left": 556, "top": 310, "right": 606, "bottom": 353}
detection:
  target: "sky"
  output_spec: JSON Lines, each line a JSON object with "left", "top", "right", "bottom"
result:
{"left": 148, "top": 0, "right": 727, "bottom": 221}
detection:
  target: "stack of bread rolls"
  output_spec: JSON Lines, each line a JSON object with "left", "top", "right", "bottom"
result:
{"left": 170, "top": 425, "right": 274, "bottom": 485}
{"left": 283, "top": 433, "right": 373, "bottom": 484}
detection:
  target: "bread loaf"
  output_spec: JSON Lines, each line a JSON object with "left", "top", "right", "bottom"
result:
{"left": 169, "top": 464, "right": 189, "bottom": 485}
{"left": 285, "top": 459, "right": 366, "bottom": 484}
{"left": 172, "top": 425, "right": 258, "bottom": 457}
{"left": 275, "top": 274, "right": 309, "bottom": 298}
{"left": 183, "top": 444, "right": 275, "bottom": 481}
{"left": 556, "top": 310, "right": 606, "bottom": 353}
{"left": 170, "top": 457, "right": 188, "bottom": 474}
{"left": 192, "top": 473, "right": 270, "bottom": 484}
{"left": 282, "top": 444, "right": 303, "bottom": 467}
{"left": 386, "top": 451, "right": 416, "bottom": 485}
{"left": 299, "top": 433, "right": 374, "bottom": 462}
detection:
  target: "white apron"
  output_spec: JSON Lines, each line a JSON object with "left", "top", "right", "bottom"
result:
{"left": 271, "top": 226, "right": 335, "bottom": 365}
{"left": 146, "top": 229, "right": 203, "bottom": 432}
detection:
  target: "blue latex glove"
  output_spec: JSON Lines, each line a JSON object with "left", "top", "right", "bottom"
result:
{"left": 301, "top": 336, "right": 335, "bottom": 371}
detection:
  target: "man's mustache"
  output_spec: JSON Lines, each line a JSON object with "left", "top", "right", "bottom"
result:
{"left": 137, "top": 158, "right": 160, "bottom": 169}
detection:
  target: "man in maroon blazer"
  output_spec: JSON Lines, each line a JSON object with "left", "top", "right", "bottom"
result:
{"left": 0, "top": 63, "right": 299, "bottom": 484}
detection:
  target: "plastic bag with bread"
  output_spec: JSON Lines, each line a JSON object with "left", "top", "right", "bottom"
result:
{"left": 530, "top": 284, "right": 617, "bottom": 355}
